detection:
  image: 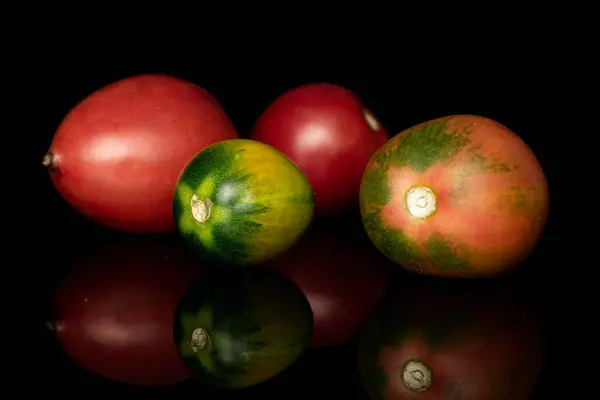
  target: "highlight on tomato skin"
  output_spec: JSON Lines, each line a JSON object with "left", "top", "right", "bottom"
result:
{"left": 265, "top": 220, "right": 389, "bottom": 347}
{"left": 359, "top": 114, "right": 549, "bottom": 279}
{"left": 43, "top": 73, "right": 238, "bottom": 234}
{"left": 251, "top": 82, "right": 389, "bottom": 216}
{"left": 49, "top": 235, "right": 206, "bottom": 386}
{"left": 357, "top": 277, "right": 542, "bottom": 400}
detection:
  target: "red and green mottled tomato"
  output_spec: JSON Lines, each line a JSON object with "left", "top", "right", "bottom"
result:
{"left": 357, "top": 279, "right": 542, "bottom": 400}
{"left": 173, "top": 139, "right": 314, "bottom": 266}
{"left": 173, "top": 268, "right": 313, "bottom": 388}
{"left": 359, "top": 115, "right": 549, "bottom": 278}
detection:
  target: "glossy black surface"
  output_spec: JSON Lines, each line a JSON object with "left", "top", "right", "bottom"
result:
{"left": 34, "top": 62, "right": 563, "bottom": 398}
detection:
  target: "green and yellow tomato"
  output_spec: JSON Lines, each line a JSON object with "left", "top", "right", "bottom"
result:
{"left": 174, "top": 139, "right": 314, "bottom": 266}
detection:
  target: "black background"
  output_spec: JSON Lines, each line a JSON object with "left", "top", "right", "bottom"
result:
{"left": 31, "top": 54, "right": 564, "bottom": 399}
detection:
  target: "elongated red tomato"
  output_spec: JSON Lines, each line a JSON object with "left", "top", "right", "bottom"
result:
{"left": 251, "top": 83, "right": 388, "bottom": 215}
{"left": 266, "top": 221, "right": 388, "bottom": 347}
{"left": 44, "top": 74, "right": 238, "bottom": 233}
{"left": 50, "top": 236, "right": 206, "bottom": 385}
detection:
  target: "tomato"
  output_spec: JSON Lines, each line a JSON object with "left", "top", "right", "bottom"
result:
{"left": 44, "top": 74, "right": 238, "bottom": 233}
{"left": 251, "top": 83, "right": 388, "bottom": 215}
{"left": 50, "top": 235, "right": 205, "bottom": 385}
{"left": 174, "top": 139, "right": 314, "bottom": 266}
{"left": 360, "top": 115, "right": 549, "bottom": 278}
{"left": 266, "top": 221, "right": 388, "bottom": 347}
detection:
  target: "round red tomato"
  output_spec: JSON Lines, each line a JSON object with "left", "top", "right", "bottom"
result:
{"left": 44, "top": 74, "right": 238, "bottom": 233}
{"left": 265, "top": 221, "right": 389, "bottom": 347}
{"left": 251, "top": 83, "right": 388, "bottom": 215}
{"left": 50, "top": 236, "right": 205, "bottom": 386}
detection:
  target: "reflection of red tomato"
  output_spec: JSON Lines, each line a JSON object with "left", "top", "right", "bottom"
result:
{"left": 50, "top": 236, "right": 205, "bottom": 385}
{"left": 44, "top": 74, "right": 238, "bottom": 233}
{"left": 265, "top": 222, "right": 388, "bottom": 347}
{"left": 251, "top": 83, "right": 388, "bottom": 215}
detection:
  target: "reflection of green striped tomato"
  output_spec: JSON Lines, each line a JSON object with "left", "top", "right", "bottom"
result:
{"left": 174, "top": 139, "right": 314, "bottom": 266}
{"left": 173, "top": 268, "right": 313, "bottom": 388}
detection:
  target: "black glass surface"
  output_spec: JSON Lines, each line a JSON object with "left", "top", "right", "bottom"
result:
{"left": 35, "top": 64, "right": 561, "bottom": 399}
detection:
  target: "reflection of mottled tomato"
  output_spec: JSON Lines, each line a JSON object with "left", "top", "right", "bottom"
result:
{"left": 358, "top": 280, "right": 541, "bottom": 399}
{"left": 266, "top": 222, "right": 388, "bottom": 347}
{"left": 251, "top": 83, "right": 388, "bottom": 215}
{"left": 51, "top": 236, "right": 205, "bottom": 385}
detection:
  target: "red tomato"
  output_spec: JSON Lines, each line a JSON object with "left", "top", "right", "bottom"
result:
{"left": 251, "top": 83, "right": 388, "bottom": 215}
{"left": 50, "top": 236, "right": 205, "bottom": 386}
{"left": 265, "top": 222, "right": 389, "bottom": 347}
{"left": 44, "top": 74, "right": 238, "bottom": 233}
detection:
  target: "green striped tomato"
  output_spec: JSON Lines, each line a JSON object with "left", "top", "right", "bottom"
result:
{"left": 173, "top": 268, "right": 313, "bottom": 388}
{"left": 173, "top": 139, "right": 314, "bottom": 266}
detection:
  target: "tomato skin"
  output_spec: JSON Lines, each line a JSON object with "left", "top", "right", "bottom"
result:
{"left": 251, "top": 83, "right": 388, "bottom": 215}
{"left": 51, "top": 236, "right": 206, "bottom": 386}
{"left": 45, "top": 74, "right": 238, "bottom": 233}
{"left": 266, "top": 222, "right": 388, "bottom": 347}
